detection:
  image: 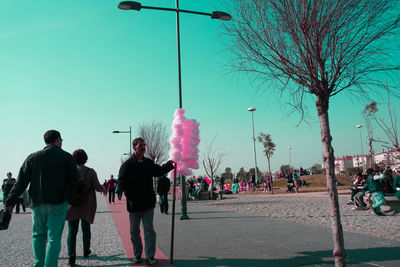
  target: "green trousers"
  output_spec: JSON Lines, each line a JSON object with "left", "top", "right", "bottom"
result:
{"left": 67, "top": 219, "right": 91, "bottom": 255}
{"left": 31, "top": 202, "right": 68, "bottom": 267}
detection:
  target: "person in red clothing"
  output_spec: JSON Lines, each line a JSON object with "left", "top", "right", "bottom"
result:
{"left": 106, "top": 175, "right": 118, "bottom": 204}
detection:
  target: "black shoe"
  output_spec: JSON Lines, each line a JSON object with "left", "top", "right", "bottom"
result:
{"left": 165, "top": 211, "right": 168, "bottom": 215}
{"left": 145, "top": 257, "right": 157, "bottom": 265}
{"left": 84, "top": 249, "right": 91, "bottom": 258}
{"left": 133, "top": 256, "right": 142, "bottom": 263}
{"left": 68, "top": 254, "right": 76, "bottom": 266}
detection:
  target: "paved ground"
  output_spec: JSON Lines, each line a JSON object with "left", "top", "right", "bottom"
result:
{"left": 1, "top": 191, "right": 400, "bottom": 266}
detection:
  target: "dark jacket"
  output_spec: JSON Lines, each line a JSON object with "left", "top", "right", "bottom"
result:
{"left": 5, "top": 144, "right": 79, "bottom": 207}
{"left": 2, "top": 178, "right": 16, "bottom": 196}
{"left": 157, "top": 176, "right": 171, "bottom": 195}
{"left": 118, "top": 156, "right": 174, "bottom": 212}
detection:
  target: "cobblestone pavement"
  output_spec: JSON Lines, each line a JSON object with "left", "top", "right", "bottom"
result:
{"left": 203, "top": 192, "right": 400, "bottom": 242}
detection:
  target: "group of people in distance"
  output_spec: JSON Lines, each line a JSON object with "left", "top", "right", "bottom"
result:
{"left": 347, "top": 166, "right": 400, "bottom": 216}
{"left": 3, "top": 130, "right": 174, "bottom": 266}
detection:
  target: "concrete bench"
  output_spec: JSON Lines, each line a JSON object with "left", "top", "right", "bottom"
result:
{"left": 382, "top": 193, "right": 400, "bottom": 213}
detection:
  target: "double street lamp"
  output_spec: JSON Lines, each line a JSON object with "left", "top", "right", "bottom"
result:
{"left": 117, "top": 1, "right": 231, "bottom": 263}
{"left": 248, "top": 107, "right": 258, "bottom": 185}
{"left": 112, "top": 126, "right": 132, "bottom": 156}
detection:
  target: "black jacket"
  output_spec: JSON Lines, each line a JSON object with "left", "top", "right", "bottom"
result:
{"left": 5, "top": 144, "right": 79, "bottom": 207}
{"left": 118, "top": 156, "right": 174, "bottom": 212}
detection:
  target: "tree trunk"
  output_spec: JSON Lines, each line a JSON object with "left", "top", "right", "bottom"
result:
{"left": 267, "top": 157, "right": 273, "bottom": 194}
{"left": 316, "top": 96, "right": 346, "bottom": 266}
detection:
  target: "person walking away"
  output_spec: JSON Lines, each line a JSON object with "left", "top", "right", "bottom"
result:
{"left": 15, "top": 190, "right": 27, "bottom": 213}
{"left": 106, "top": 175, "right": 117, "bottom": 204}
{"left": 5, "top": 130, "right": 79, "bottom": 267}
{"left": 157, "top": 175, "right": 171, "bottom": 214}
{"left": 116, "top": 178, "right": 123, "bottom": 201}
{"left": 118, "top": 137, "right": 174, "bottom": 265}
{"left": 103, "top": 180, "right": 108, "bottom": 194}
{"left": 2, "top": 172, "right": 16, "bottom": 205}
{"left": 66, "top": 149, "right": 106, "bottom": 266}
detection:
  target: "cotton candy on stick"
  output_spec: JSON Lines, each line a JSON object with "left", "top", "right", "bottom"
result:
{"left": 169, "top": 109, "right": 200, "bottom": 177}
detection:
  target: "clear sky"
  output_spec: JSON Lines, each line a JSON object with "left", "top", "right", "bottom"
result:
{"left": 0, "top": 0, "right": 396, "bottom": 181}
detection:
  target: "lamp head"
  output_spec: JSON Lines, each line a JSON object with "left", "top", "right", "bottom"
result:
{"left": 118, "top": 1, "right": 142, "bottom": 11}
{"left": 211, "top": 11, "right": 232, "bottom": 21}
{"left": 112, "top": 131, "right": 120, "bottom": 133}
{"left": 248, "top": 107, "right": 256, "bottom": 111}
{"left": 356, "top": 125, "right": 362, "bottom": 128}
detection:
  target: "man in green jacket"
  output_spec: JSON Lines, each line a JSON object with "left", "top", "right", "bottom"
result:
{"left": 5, "top": 130, "right": 79, "bottom": 267}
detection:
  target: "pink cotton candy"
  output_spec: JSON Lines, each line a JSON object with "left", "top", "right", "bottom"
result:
{"left": 174, "top": 109, "right": 185, "bottom": 117}
{"left": 169, "top": 108, "right": 200, "bottom": 172}
{"left": 169, "top": 151, "right": 181, "bottom": 162}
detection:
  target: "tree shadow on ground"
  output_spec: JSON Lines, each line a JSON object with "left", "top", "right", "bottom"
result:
{"left": 173, "top": 247, "right": 400, "bottom": 267}
{"left": 59, "top": 253, "right": 132, "bottom": 266}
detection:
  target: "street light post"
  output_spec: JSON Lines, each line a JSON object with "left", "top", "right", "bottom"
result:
{"left": 288, "top": 147, "right": 292, "bottom": 173}
{"left": 356, "top": 124, "right": 364, "bottom": 172}
{"left": 117, "top": 1, "right": 231, "bottom": 262}
{"left": 112, "top": 126, "right": 132, "bottom": 156}
{"left": 248, "top": 107, "right": 258, "bottom": 186}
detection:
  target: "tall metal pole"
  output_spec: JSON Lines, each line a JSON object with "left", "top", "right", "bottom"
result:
{"left": 175, "top": 0, "right": 189, "bottom": 221}
{"left": 288, "top": 147, "right": 292, "bottom": 172}
{"left": 250, "top": 109, "right": 258, "bottom": 184}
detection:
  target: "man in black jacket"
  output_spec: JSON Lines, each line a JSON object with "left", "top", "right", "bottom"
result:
{"left": 5, "top": 130, "right": 79, "bottom": 267}
{"left": 118, "top": 137, "right": 174, "bottom": 265}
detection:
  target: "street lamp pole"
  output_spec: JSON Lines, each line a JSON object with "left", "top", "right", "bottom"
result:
{"left": 288, "top": 147, "right": 292, "bottom": 173}
{"left": 356, "top": 124, "right": 364, "bottom": 172}
{"left": 248, "top": 107, "right": 258, "bottom": 185}
{"left": 112, "top": 126, "right": 132, "bottom": 156}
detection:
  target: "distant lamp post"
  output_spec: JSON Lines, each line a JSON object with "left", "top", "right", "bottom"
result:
{"left": 113, "top": 126, "right": 132, "bottom": 156}
{"left": 288, "top": 146, "right": 292, "bottom": 172}
{"left": 248, "top": 107, "right": 258, "bottom": 184}
{"left": 356, "top": 124, "right": 364, "bottom": 171}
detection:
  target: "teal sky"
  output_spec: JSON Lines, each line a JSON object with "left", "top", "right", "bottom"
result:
{"left": 0, "top": 0, "right": 396, "bottom": 181}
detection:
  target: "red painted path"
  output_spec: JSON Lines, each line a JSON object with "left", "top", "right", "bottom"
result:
{"left": 106, "top": 196, "right": 172, "bottom": 266}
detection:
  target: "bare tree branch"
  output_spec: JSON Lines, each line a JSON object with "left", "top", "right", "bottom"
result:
{"left": 137, "top": 121, "right": 169, "bottom": 164}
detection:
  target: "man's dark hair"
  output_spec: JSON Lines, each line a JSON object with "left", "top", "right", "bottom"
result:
{"left": 72, "top": 149, "right": 88, "bottom": 165}
{"left": 132, "top": 137, "right": 145, "bottom": 147}
{"left": 44, "top": 130, "right": 61, "bottom": 144}
{"left": 367, "top": 168, "right": 374, "bottom": 175}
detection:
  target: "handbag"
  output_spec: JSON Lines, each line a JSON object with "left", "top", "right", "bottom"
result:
{"left": 371, "top": 191, "right": 386, "bottom": 208}
{"left": 0, "top": 208, "right": 12, "bottom": 230}
{"left": 69, "top": 168, "right": 90, "bottom": 206}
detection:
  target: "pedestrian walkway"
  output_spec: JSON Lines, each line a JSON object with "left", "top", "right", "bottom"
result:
{"left": 1, "top": 192, "right": 400, "bottom": 266}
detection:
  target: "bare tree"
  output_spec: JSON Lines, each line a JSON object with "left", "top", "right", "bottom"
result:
{"left": 257, "top": 132, "right": 276, "bottom": 193}
{"left": 202, "top": 137, "right": 224, "bottom": 200}
{"left": 370, "top": 88, "right": 400, "bottom": 160}
{"left": 137, "top": 121, "right": 169, "bottom": 165}
{"left": 225, "top": 1, "right": 400, "bottom": 265}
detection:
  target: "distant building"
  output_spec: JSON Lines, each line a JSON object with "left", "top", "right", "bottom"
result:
{"left": 334, "top": 149, "right": 400, "bottom": 174}
{"left": 334, "top": 156, "right": 353, "bottom": 174}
